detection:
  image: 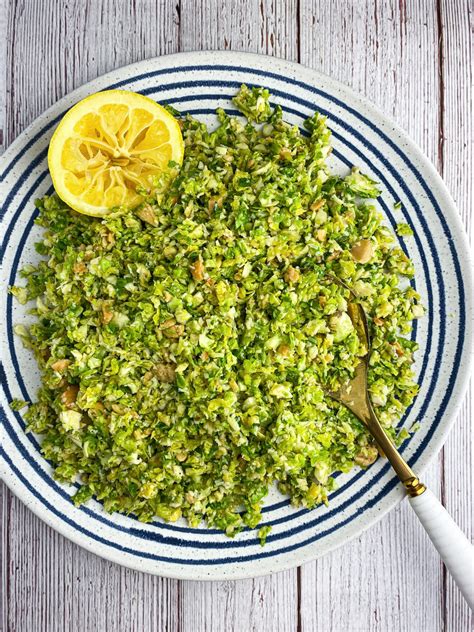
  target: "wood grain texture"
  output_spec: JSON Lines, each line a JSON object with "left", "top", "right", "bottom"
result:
{"left": 299, "top": 2, "right": 447, "bottom": 631}
{"left": 0, "top": 0, "right": 6, "bottom": 151}
{"left": 180, "top": 570, "right": 298, "bottom": 632}
{"left": 439, "top": 0, "right": 473, "bottom": 629}
{"left": 178, "top": 4, "right": 299, "bottom": 630}
{"left": 2, "top": 2, "right": 182, "bottom": 631}
{"left": 1, "top": 1, "right": 472, "bottom": 631}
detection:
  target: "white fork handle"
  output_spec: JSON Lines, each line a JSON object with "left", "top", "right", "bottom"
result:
{"left": 409, "top": 489, "right": 474, "bottom": 609}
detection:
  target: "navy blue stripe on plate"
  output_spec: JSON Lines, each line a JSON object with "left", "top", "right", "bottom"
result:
{"left": 0, "top": 85, "right": 440, "bottom": 512}
{"left": 0, "top": 439, "right": 428, "bottom": 564}
{"left": 0, "top": 91, "right": 444, "bottom": 552}
{"left": 3, "top": 97, "right": 433, "bottom": 420}
{"left": 0, "top": 179, "right": 440, "bottom": 551}
{"left": 0, "top": 66, "right": 463, "bottom": 561}
{"left": 2, "top": 102, "right": 432, "bottom": 540}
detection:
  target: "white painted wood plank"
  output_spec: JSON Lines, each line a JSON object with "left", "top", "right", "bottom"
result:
{"left": 179, "top": 0, "right": 299, "bottom": 60}
{"left": 0, "top": 483, "right": 9, "bottom": 632}
{"left": 178, "top": 3, "right": 299, "bottom": 630}
{"left": 299, "top": 1, "right": 447, "bottom": 630}
{"left": 260, "top": 0, "right": 299, "bottom": 61}
{"left": 3, "top": 493, "right": 180, "bottom": 632}
{"left": 1, "top": 0, "right": 472, "bottom": 630}
{"left": 0, "top": 0, "right": 6, "bottom": 153}
{"left": 2, "top": 2, "right": 299, "bottom": 631}
{"left": 180, "top": 0, "right": 260, "bottom": 53}
{"left": 0, "top": 4, "right": 9, "bottom": 632}
{"left": 180, "top": 571, "right": 298, "bottom": 632}
{"left": 4, "top": 0, "right": 180, "bottom": 144}
{"left": 439, "top": 0, "right": 473, "bottom": 629}
{"left": 2, "top": 2, "right": 181, "bottom": 631}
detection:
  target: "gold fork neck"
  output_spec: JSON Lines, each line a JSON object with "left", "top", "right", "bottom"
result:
{"left": 363, "top": 400, "right": 426, "bottom": 496}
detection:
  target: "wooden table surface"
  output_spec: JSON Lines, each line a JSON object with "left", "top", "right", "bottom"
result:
{"left": 0, "top": 1, "right": 472, "bottom": 630}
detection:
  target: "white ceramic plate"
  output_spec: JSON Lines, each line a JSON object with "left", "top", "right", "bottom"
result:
{"left": 1, "top": 51, "right": 472, "bottom": 580}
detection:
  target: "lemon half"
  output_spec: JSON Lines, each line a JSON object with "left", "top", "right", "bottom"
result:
{"left": 48, "top": 90, "right": 184, "bottom": 216}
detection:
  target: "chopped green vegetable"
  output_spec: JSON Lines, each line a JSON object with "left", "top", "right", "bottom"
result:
{"left": 9, "top": 399, "right": 29, "bottom": 411}
{"left": 396, "top": 222, "right": 414, "bottom": 237}
{"left": 10, "top": 86, "right": 423, "bottom": 538}
{"left": 9, "top": 286, "right": 29, "bottom": 304}
{"left": 258, "top": 525, "right": 272, "bottom": 546}
{"left": 344, "top": 167, "right": 381, "bottom": 198}
{"left": 232, "top": 85, "right": 272, "bottom": 122}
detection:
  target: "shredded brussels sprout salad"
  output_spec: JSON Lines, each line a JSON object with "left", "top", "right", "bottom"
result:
{"left": 10, "top": 86, "right": 424, "bottom": 542}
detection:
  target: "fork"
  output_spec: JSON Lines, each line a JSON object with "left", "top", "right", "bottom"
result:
{"left": 329, "top": 299, "right": 474, "bottom": 609}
